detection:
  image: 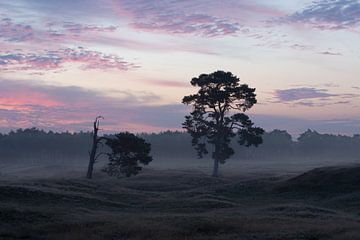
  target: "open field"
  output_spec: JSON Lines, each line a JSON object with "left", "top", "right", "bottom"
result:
{"left": 1, "top": 163, "right": 360, "bottom": 240}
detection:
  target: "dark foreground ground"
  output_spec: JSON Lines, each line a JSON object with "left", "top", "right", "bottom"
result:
{"left": 1, "top": 165, "right": 360, "bottom": 240}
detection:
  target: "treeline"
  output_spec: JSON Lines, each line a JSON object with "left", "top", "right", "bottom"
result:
{"left": 0, "top": 128, "right": 92, "bottom": 164}
{"left": 142, "top": 130, "right": 360, "bottom": 161}
{"left": 0, "top": 128, "right": 359, "bottom": 164}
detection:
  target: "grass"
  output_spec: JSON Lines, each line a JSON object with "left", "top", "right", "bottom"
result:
{"left": 1, "top": 167, "right": 360, "bottom": 239}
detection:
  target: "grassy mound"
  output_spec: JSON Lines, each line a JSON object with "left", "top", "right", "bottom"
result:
{"left": 277, "top": 165, "right": 360, "bottom": 194}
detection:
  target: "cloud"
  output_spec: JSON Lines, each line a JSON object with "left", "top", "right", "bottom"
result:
{"left": 0, "top": 17, "right": 220, "bottom": 56}
{"left": 0, "top": 18, "right": 119, "bottom": 44}
{"left": 273, "top": 87, "right": 359, "bottom": 107}
{"left": 11, "top": 0, "right": 111, "bottom": 20}
{"left": 318, "top": 51, "right": 342, "bottom": 56}
{"left": 110, "top": 0, "right": 282, "bottom": 37}
{"left": 0, "top": 4, "right": 288, "bottom": 54}
{"left": 323, "top": 83, "right": 340, "bottom": 88}
{"left": 285, "top": 0, "right": 360, "bottom": 30}
{"left": 130, "top": 14, "right": 240, "bottom": 37}
{"left": 0, "top": 3, "right": 239, "bottom": 39}
{"left": 61, "top": 22, "right": 118, "bottom": 33}
{"left": 0, "top": 79, "right": 185, "bottom": 132}
{"left": 0, "top": 47, "right": 139, "bottom": 72}
{"left": 289, "top": 44, "right": 315, "bottom": 51}
{"left": 275, "top": 87, "right": 337, "bottom": 101}
{"left": 0, "top": 18, "right": 34, "bottom": 42}
{"left": 290, "top": 100, "right": 350, "bottom": 107}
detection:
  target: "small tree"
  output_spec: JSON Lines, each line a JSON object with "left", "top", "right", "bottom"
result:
{"left": 103, "top": 132, "right": 153, "bottom": 178}
{"left": 182, "top": 70, "right": 264, "bottom": 177}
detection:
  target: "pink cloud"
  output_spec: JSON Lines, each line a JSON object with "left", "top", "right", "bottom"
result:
{"left": 129, "top": 13, "right": 240, "bottom": 37}
{"left": 275, "top": 87, "right": 338, "bottom": 101}
{"left": 273, "top": 87, "right": 359, "bottom": 107}
{"left": 0, "top": 93, "right": 62, "bottom": 110}
{"left": 61, "top": 22, "right": 118, "bottom": 33}
{"left": 108, "top": 0, "right": 283, "bottom": 37}
{"left": 0, "top": 79, "right": 185, "bottom": 133}
{"left": 0, "top": 18, "right": 34, "bottom": 42}
{"left": 0, "top": 47, "right": 139, "bottom": 72}
{"left": 282, "top": 0, "right": 360, "bottom": 30}
{"left": 0, "top": 18, "right": 119, "bottom": 46}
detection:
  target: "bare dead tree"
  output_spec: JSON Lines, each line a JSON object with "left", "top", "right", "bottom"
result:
{"left": 86, "top": 116, "right": 105, "bottom": 179}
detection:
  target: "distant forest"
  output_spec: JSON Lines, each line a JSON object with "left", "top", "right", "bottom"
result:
{"left": 0, "top": 128, "right": 360, "bottom": 165}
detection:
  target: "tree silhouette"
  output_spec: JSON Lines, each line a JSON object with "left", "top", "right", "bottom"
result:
{"left": 86, "top": 116, "right": 106, "bottom": 179}
{"left": 103, "top": 132, "right": 153, "bottom": 178}
{"left": 182, "top": 70, "right": 264, "bottom": 177}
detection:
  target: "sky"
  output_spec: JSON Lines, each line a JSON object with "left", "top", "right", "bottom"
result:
{"left": 0, "top": 0, "right": 359, "bottom": 136}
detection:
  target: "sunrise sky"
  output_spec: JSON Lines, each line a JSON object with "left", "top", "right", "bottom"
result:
{"left": 0, "top": 0, "right": 359, "bottom": 135}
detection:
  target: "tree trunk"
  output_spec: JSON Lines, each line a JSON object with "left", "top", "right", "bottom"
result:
{"left": 212, "top": 158, "right": 219, "bottom": 177}
{"left": 86, "top": 138, "right": 97, "bottom": 179}
{"left": 86, "top": 117, "right": 101, "bottom": 179}
{"left": 212, "top": 137, "right": 221, "bottom": 177}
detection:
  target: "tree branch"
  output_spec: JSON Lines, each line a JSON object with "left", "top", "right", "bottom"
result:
{"left": 96, "top": 136, "right": 110, "bottom": 144}
{"left": 95, "top": 152, "right": 108, "bottom": 161}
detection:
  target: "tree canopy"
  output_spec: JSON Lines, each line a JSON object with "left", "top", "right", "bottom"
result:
{"left": 103, "top": 132, "right": 153, "bottom": 178}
